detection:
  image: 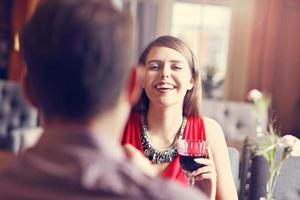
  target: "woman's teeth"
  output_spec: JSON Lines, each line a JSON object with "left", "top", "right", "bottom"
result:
{"left": 156, "top": 83, "right": 175, "bottom": 89}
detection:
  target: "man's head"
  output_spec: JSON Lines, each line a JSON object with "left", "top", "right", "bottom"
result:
{"left": 21, "top": 0, "right": 135, "bottom": 122}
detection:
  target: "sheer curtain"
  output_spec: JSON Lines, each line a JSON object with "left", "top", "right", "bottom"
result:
{"left": 136, "top": 1, "right": 159, "bottom": 56}
{"left": 223, "top": 0, "right": 300, "bottom": 134}
{"left": 128, "top": 0, "right": 173, "bottom": 60}
{"left": 224, "top": 0, "right": 283, "bottom": 101}
{"left": 223, "top": 0, "right": 256, "bottom": 101}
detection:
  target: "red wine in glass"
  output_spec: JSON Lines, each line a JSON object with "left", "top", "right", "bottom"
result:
{"left": 177, "top": 139, "right": 208, "bottom": 186}
{"left": 179, "top": 154, "right": 207, "bottom": 173}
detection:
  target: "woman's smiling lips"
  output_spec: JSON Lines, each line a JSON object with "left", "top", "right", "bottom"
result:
{"left": 154, "top": 82, "right": 176, "bottom": 92}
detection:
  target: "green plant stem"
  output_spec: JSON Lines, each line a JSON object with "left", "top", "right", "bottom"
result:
{"left": 267, "top": 168, "right": 279, "bottom": 199}
{"left": 266, "top": 153, "right": 290, "bottom": 199}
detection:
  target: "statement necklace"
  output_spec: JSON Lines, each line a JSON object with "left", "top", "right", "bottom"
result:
{"left": 141, "top": 115, "right": 187, "bottom": 164}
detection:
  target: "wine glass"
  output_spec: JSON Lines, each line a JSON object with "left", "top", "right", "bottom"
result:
{"left": 177, "top": 139, "right": 208, "bottom": 186}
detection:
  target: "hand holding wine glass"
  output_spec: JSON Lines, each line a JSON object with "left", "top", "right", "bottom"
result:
{"left": 193, "top": 147, "right": 217, "bottom": 200}
{"left": 178, "top": 139, "right": 217, "bottom": 199}
{"left": 178, "top": 139, "right": 208, "bottom": 186}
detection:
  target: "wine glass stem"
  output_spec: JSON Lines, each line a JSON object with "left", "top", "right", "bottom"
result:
{"left": 188, "top": 175, "right": 195, "bottom": 186}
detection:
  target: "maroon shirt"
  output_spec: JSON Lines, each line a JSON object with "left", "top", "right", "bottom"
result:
{"left": 0, "top": 128, "right": 207, "bottom": 200}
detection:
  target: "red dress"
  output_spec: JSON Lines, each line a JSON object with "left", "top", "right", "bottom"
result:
{"left": 121, "top": 112, "right": 207, "bottom": 186}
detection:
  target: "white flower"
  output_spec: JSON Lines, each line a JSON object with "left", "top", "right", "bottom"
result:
{"left": 279, "top": 135, "right": 300, "bottom": 157}
{"left": 248, "top": 89, "right": 263, "bottom": 102}
{"left": 252, "top": 133, "right": 279, "bottom": 160}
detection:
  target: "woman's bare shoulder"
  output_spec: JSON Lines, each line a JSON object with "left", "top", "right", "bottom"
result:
{"left": 203, "top": 117, "right": 224, "bottom": 139}
{"left": 203, "top": 117, "right": 228, "bottom": 150}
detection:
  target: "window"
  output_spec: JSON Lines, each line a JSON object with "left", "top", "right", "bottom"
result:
{"left": 171, "top": 1, "right": 231, "bottom": 92}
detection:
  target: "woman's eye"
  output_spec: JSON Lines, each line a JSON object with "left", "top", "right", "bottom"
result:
{"left": 172, "top": 65, "right": 182, "bottom": 70}
{"left": 148, "top": 64, "right": 160, "bottom": 70}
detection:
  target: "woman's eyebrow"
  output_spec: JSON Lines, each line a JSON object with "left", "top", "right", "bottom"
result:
{"left": 146, "top": 60, "right": 184, "bottom": 64}
{"left": 146, "top": 60, "right": 162, "bottom": 64}
{"left": 169, "top": 60, "right": 184, "bottom": 63}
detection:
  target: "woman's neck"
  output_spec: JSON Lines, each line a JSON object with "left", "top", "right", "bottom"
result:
{"left": 146, "top": 103, "right": 184, "bottom": 142}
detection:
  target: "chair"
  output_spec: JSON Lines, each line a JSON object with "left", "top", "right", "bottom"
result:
{"left": 273, "top": 156, "right": 300, "bottom": 199}
{"left": 238, "top": 138, "right": 255, "bottom": 200}
{"left": 12, "top": 127, "right": 43, "bottom": 153}
{"left": 228, "top": 147, "right": 240, "bottom": 189}
{"left": 201, "top": 99, "right": 268, "bottom": 194}
{"left": 244, "top": 150, "right": 300, "bottom": 200}
{"left": 0, "top": 80, "right": 38, "bottom": 152}
{"left": 202, "top": 99, "right": 264, "bottom": 152}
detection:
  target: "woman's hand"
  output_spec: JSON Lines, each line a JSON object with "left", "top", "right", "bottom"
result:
{"left": 193, "top": 147, "right": 217, "bottom": 200}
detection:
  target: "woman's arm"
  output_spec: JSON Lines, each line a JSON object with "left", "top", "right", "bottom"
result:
{"left": 204, "top": 117, "right": 238, "bottom": 200}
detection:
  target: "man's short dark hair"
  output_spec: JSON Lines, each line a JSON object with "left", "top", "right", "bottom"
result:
{"left": 21, "top": 0, "right": 133, "bottom": 121}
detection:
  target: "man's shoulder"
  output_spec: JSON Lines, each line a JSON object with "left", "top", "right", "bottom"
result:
{"left": 120, "top": 165, "right": 207, "bottom": 200}
{"left": 0, "top": 149, "right": 207, "bottom": 200}
{"left": 140, "top": 178, "right": 207, "bottom": 200}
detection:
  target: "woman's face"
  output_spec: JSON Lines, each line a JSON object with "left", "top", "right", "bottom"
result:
{"left": 144, "top": 46, "right": 194, "bottom": 109}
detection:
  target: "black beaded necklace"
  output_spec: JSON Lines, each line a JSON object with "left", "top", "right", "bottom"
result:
{"left": 141, "top": 114, "right": 187, "bottom": 164}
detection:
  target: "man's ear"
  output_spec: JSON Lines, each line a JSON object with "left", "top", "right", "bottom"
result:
{"left": 126, "top": 65, "right": 144, "bottom": 106}
{"left": 22, "top": 75, "right": 39, "bottom": 109}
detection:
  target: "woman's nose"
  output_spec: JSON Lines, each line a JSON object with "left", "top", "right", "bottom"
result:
{"left": 160, "top": 65, "right": 171, "bottom": 78}
{"left": 161, "top": 73, "right": 170, "bottom": 78}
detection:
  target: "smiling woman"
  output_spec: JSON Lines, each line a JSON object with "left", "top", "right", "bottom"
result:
{"left": 122, "top": 35, "right": 238, "bottom": 200}
{"left": 143, "top": 46, "right": 194, "bottom": 109}
{"left": 136, "top": 36, "right": 201, "bottom": 116}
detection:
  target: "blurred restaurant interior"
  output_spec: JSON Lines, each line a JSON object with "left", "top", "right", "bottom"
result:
{"left": 1, "top": 0, "right": 299, "bottom": 134}
{"left": 0, "top": 0, "right": 300, "bottom": 198}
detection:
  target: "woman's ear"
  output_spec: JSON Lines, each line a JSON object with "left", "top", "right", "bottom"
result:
{"left": 22, "top": 75, "right": 39, "bottom": 109}
{"left": 187, "top": 77, "right": 194, "bottom": 90}
{"left": 126, "top": 65, "right": 144, "bottom": 105}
